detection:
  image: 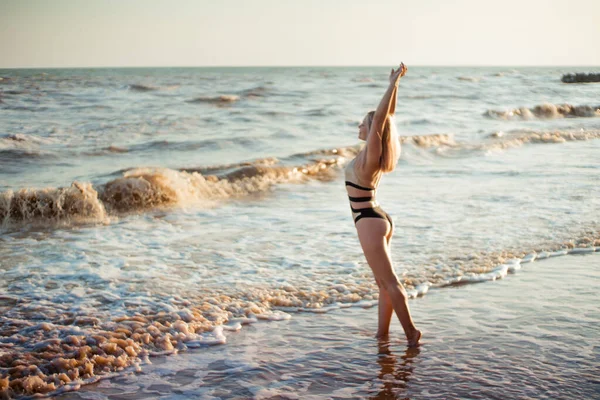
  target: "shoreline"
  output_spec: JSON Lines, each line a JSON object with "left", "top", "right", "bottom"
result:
{"left": 56, "top": 252, "right": 600, "bottom": 400}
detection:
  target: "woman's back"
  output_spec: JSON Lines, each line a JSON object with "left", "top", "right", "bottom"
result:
{"left": 344, "top": 153, "right": 382, "bottom": 191}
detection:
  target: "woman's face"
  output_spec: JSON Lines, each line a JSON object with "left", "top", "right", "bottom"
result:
{"left": 358, "top": 115, "right": 369, "bottom": 141}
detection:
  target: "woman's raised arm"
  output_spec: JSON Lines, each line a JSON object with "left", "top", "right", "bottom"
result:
{"left": 365, "top": 64, "right": 406, "bottom": 167}
{"left": 389, "top": 84, "right": 398, "bottom": 116}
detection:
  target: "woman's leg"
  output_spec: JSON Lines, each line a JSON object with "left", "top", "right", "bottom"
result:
{"left": 375, "top": 221, "right": 395, "bottom": 337}
{"left": 376, "top": 278, "right": 393, "bottom": 337}
{"left": 356, "top": 218, "right": 420, "bottom": 345}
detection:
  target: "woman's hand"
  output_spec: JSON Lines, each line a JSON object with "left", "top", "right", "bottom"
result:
{"left": 389, "top": 63, "right": 408, "bottom": 85}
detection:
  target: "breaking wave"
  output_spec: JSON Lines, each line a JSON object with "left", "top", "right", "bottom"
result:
{"left": 484, "top": 103, "right": 600, "bottom": 120}
{"left": 186, "top": 86, "right": 273, "bottom": 106}
{"left": 0, "top": 143, "right": 359, "bottom": 228}
{"left": 2, "top": 130, "right": 599, "bottom": 229}
{"left": 481, "top": 129, "right": 600, "bottom": 150}
{"left": 428, "top": 129, "right": 600, "bottom": 157}
{"left": 0, "top": 182, "right": 107, "bottom": 226}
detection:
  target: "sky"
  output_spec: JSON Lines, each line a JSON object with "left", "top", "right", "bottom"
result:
{"left": 1, "top": 0, "right": 599, "bottom": 68}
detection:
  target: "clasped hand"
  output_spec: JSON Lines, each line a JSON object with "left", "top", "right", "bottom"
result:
{"left": 389, "top": 63, "right": 407, "bottom": 85}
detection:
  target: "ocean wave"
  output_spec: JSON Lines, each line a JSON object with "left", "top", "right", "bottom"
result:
{"left": 400, "top": 133, "right": 456, "bottom": 148}
{"left": 87, "top": 135, "right": 270, "bottom": 157}
{"left": 2, "top": 130, "right": 596, "bottom": 229}
{"left": 238, "top": 85, "right": 271, "bottom": 98}
{"left": 0, "top": 148, "right": 48, "bottom": 162}
{"left": 0, "top": 105, "right": 45, "bottom": 112}
{"left": 128, "top": 83, "right": 180, "bottom": 92}
{"left": 97, "top": 155, "right": 344, "bottom": 213}
{"left": 185, "top": 85, "right": 272, "bottom": 106}
{"left": 1, "top": 90, "right": 28, "bottom": 95}
{"left": 457, "top": 76, "right": 481, "bottom": 82}
{"left": 0, "top": 134, "right": 56, "bottom": 160}
{"left": 406, "top": 93, "right": 479, "bottom": 100}
{"left": 406, "top": 95, "right": 433, "bottom": 100}
{"left": 0, "top": 229, "right": 597, "bottom": 398}
{"left": 182, "top": 157, "right": 281, "bottom": 174}
{"left": 106, "top": 136, "right": 261, "bottom": 155}
{"left": 0, "top": 153, "right": 343, "bottom": 227}
{"left": 105, "top": 145, "right": 128, "bottom": 154}
{"left": 186, "top": 95, "right": 240, "bottom": 104}
{"left": 0, "top": 182, "right": 107, "bottom": 226}
{"left": 402, "top": 118, "right": 433, "bottom": 125}
{"left": 304, "top": 108, "right": 335, "bottom": 117}
{"left": 430, "top": 129, "right": 600, "bottom": 157}
{"left": 0, "top": 141, "right": 361, "bottom": 227}
{"left": 482, "top": 129, "right": 600, "bottom": 150}
{"left": 484, "top": 103, "right": 600, "bottom": 120}
{"left": 352, "top": 77, "right": 374, "bottom": 83}
{"left": 128, "top": 84, "right": 158, "bottom": 92}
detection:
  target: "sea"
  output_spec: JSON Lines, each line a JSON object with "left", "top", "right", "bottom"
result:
{"left": 0, "top": 66, "right": 599, "bottom": 399}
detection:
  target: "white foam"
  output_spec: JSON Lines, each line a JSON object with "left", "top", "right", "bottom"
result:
{"left": 274, "top": 307, "right": 301, "bottom": 313}
{"left": 466, "top": 264, "right": 509, "bottom": 282}
{"left": 536, "top": 251, "right": 550, "bottom": 260}
{"left": 223, "top": 322, "right": 242, "bottom": 331}
{"left": 184, "top": 327, "right": 227, "bottom": 347}
{"left": 500, "top": 258, "right": 521, "bottom": 273}
{"left": 549, "top": 249, "right": 569, "bottom": 257}
{"left": 406, "top": 282, "right": 432, "bottom": 298}
{"left": 441, "top": 276, "right": 464, "bottom": 286}
{"left": 521, "top": 253, "right": 536, "bottom": 263}
{"left": 331, "top": 284, "right": 349, "bottom": 293}
{"left": 229, "top": 316, "right": 258, "bottom": 325}
{"left": 254, "top": 311, "right": 291, "bottom": 321}
{"left": 506, "top": 262, "right": 522, "bottom": 273}
{"left": 301, "top": 305, "right": 342, "bottom": 313}
{"left": 353, "top": 300, "right": 378, "bottom": 308}
{"left": 149, "top": 349, "right": 179, "bottom": 356}
{"left": 569, "top": 247, "right": 596, "bottom": 254}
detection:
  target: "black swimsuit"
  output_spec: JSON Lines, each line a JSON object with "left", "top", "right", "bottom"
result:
{"left": 345, "top": 180, "right": 393, "bottom": 226}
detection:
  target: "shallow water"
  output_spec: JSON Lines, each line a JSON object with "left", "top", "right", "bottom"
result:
{"left": 0, "top": 66, "right": 599, "bottom": 397}
{"left": 58, "top": 253, "right": 600, "bottom": 400}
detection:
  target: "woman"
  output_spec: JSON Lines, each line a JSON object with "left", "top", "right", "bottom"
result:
{"left": 345, "top": 63, "right": 421, "bottom": 346}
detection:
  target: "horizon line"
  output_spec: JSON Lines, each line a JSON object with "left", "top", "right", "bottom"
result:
{"left": 1, "top": 64, "right": 600, "bottom": 70}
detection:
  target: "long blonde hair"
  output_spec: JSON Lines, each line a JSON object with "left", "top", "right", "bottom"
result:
{"left": 366, "top": 111, "right": 400, "bottom": 173}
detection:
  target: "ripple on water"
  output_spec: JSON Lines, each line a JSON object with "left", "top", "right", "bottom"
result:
{"left": 49, "top": 254, "right": 600, "bottom": 400}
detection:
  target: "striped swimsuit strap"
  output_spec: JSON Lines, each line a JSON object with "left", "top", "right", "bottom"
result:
{"left": 345, "top": 181, "right": 375, "bottom": 202}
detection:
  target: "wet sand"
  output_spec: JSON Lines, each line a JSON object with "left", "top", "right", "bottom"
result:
{"left": 59, "top": 253, "right": 599, "bottom": 400}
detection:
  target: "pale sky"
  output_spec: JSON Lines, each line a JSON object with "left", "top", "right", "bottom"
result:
{"left": 1, "top": 0, "right": 599, "bottom": 68}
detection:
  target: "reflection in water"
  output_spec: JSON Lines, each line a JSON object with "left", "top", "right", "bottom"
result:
{"left": 372, "top": 340, "right": 420, "bottom": 400}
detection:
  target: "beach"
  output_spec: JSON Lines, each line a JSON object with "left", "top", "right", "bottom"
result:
{"left": 56, "top": 252, "right": 600, "bottom": 399}
{"left": 1, "top": 66, "right": 599, "bottom": 398}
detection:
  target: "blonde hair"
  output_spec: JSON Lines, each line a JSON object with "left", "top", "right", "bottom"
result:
{"left": 366, "top": 111, "right": 400, "bottom": 173}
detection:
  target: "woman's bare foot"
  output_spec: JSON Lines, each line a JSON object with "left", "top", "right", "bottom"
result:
{"left": 407, "top": 329, "right": 422, "bottom": 347}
